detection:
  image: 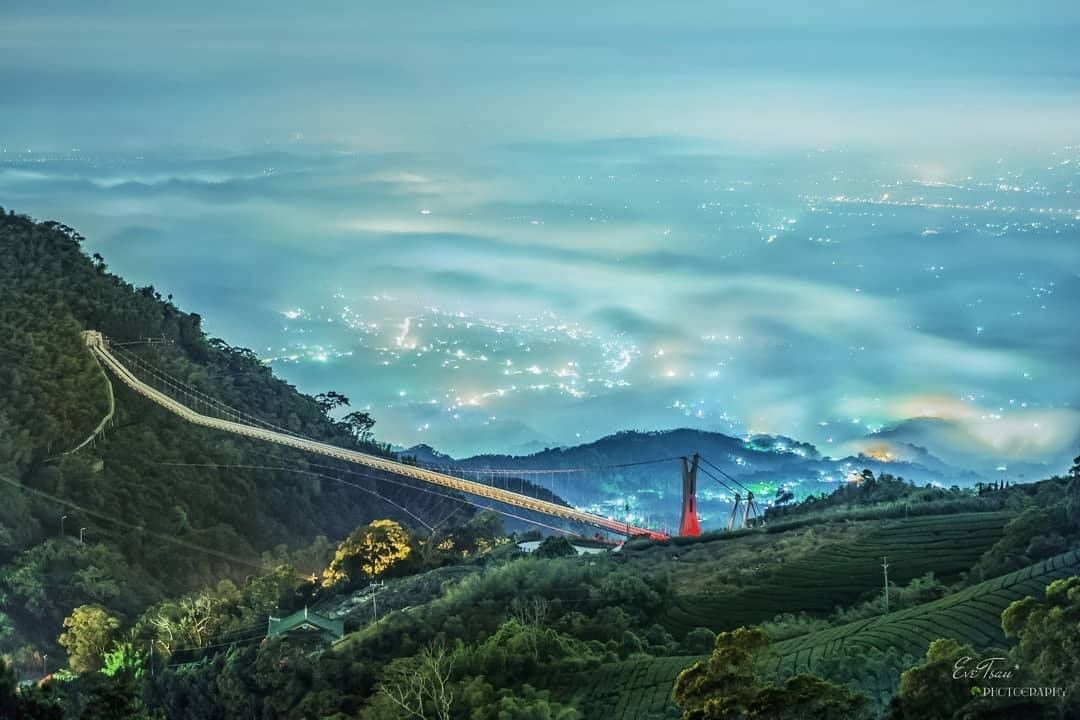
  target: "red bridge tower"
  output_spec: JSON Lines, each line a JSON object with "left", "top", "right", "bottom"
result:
{"left": 679, "top": 454, "right": 701, "bottom": 536}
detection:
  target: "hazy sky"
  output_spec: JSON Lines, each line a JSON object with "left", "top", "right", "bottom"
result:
{"left": 4, "top": 1, "right": 1080, "bottom": 152}
{"left": 2, "top": 2, "right": 1079, "bottom": 470}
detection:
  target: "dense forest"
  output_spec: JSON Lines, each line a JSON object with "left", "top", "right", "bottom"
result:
{"left": 0, "top": 209, "right": 477, "bottom": 674}
{"left": 1, "top": 210, "right": 1078, "bottom": 719}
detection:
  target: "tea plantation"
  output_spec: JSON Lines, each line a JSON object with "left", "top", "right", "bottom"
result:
{"left": 768, "top": 547, "right": 1080, "bottom": 676}
{"left": 659, "top": 510, "right": 1014, "bottom": 634}
{"left": 569, "top": 655, "right": 696, "bottom": 720}
{"left": 576, "top": 547, "right": 1080, "bottom": 719}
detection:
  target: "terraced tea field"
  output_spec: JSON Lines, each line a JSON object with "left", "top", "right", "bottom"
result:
{"left": 769, "top": 547, "right": 1080, "bottom": 676}
{"left": 660, "top": 511, "right": 1014, "bottom": 635}
{"left": 570, "top": 655, "right": 696, "bottom": 720}
{"left": 572, "top": 548, "right": 1080, "bottom": 719}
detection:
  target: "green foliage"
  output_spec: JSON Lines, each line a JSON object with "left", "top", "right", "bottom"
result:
{"left": 101, "top": 641, "right": 147, "bottom": 679}
{"left": 77, "top": 670, "right": 153, "bottom": 720}
{"left": 1001, "top": 575, "right": 1080, "bottom": 705}
{"left": 58, "top": 604, "right": 122, "bottom": 673}
{"left": 0, "top": 211, "right": 464, "bottom": 656}
{"left": 660, "top": 511, "right": 1012, "bottom": 635}
{"left": 672, "top": 628, "right": 870, "bottom": 720}
{"left": 768, "top": 549, "right": 1080, "bottom": 683}
{"left": 681, "top": 628, "right": 716, "bottom": 655}
{"left": 460, "top": 680, "right": 584, "bottom": 720}
{"left": 763, "top": 471, "right": 952, "bottom": 523}
{"left": 885, "top": 639, "right": 977, "bottom": 720}
{"left": 972, "top": 502, "right": 1079, "bottom": 581}
{"left": 0, "top": 657, "right": 64, "bottom": 719}
{"left": 533, "top": 536, "right": 578, "bottom": 559}
{"left": 673, "top": 627, "right": 770, "bottom": 716}
{"left": 2, "top": 539, "right": 151, "bottom": 626}
{"left": 424, "top": 510, "right": 507, "bottom": 563}
{"left": 751, "top": 674, "right": 872, "bottom": 720}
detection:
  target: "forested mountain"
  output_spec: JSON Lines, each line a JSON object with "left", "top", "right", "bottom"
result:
{"left": 0, "top": 209, "right": 463, "bottom": 663}
{"left": 402, "top": 426, "right": 989, "bottom": 528}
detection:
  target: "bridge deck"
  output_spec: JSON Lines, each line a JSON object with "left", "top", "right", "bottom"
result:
{"left": 88, "top": 336, "right": 667, "bottom": 540}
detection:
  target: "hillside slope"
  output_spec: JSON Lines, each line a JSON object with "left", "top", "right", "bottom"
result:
{"left": 0, "top": 210, "right": 463, "bottom": 644}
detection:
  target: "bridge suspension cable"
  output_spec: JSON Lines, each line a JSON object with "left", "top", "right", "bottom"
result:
{"left": 86, "top": 331, "right": 664, "bottom": 538}
{"left": 698, "top": 455, "right": 753, "bottom": 494}
{"left": 151, "top": 460, "right": 584, "bottom": 538}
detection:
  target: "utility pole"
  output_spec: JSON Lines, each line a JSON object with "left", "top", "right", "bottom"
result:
{"left": 624, "top": 500, "right": 631, "bottom": 539}
{"left": 882, "top": 556, "right": 890, "bottom": 612}
{"left": 372, "top": 582, "right": 381, "bottom": 627}
{"left": 79, "top": 528, "right": 87, "bottom": 544}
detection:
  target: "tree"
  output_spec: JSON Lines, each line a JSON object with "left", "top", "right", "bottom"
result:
{"left": 510, "top": 597, "right": 551, "bottom": 660}
{"left": 532, "top": 536, "right": 577, "bottom": 559}
{"left": 673, "top": 627, "right": 871, "bottom": 720}
{"left": 58, "top": 605, "right": 122, "bottom": 674}
{"left": 322, "top": 519, "right": 413, "bottom": 587}
{"left": 148, "top": 590, "right": 225, "bottom": 655}
{"left": 682, "top": 627, "right": 717, "bottom": 655}
{"left": 101, "top": 641, "right": 146, "bottom": 679}
{"left": 1001, "top": 575, "right": 1080, "bottom": 704}
{"left": 884, "top": 639, "right": 977, "bottom": 720}
{"left": 343, "top": 411, "right": 376, "bottom": 443}
{"left": 673, "top": 627, "right": 769, "bottom": 718}
{"left": 379, "top": 641, "right": 455, "bottom": 720}
{"left": 78, "top": 670, "right": 152, "bottom": 720}
{"left": 752, "top": 674, "right": 871, "bottom": 720}
{"left": 0, "top": 658, "right": 63, "bottom": 720}
{"left": 315, "top": 391, "right": 350, "bottom": 414}
{"left": 1070, "top": 454, "right": 1080, "bottom": 479}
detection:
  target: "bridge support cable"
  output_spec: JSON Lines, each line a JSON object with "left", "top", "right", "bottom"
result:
{"left": 108, "top": 344, "right": 308, "bottom": 440}
{"left": 697, "top": 457, "right": 762, "bottom": 530}
{"left": 698, "top": 456, "right": 760, "bottom": 528}
{"left": 84, "top": 331, "right": 666, "bottom": 540}
{"left": 151, "top": 461, "right": 583, "bottom": 538}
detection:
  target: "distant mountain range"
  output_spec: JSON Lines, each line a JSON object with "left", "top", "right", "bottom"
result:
{"left": 395, "top": 426, "right": 1055, "bottom": 530}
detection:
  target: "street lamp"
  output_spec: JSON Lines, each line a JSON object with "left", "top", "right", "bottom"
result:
{"left": 60, "top": 515, "right": 68, "bottom": 538}
{"left": 79, "top": 528, "right": 88, "bottom": 544}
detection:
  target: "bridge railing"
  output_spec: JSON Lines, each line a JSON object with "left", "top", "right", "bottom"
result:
{"left": 90, "top": 338, "right": 667, "bottom": 540}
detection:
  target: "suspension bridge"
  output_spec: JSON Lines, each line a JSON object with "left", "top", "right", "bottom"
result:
{"left": 82, "top": 331, "right": 760, "bottom": 541}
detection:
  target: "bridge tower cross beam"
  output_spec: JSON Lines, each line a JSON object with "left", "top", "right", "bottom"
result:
{"left": 679, "top": 453, "right": 701, "bottom": 537}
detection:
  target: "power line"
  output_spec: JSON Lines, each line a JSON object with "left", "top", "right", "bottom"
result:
{"left": 165, "top": 633, "right": 265, "bottom": 665}
{"left": 417, "top": 455, "right": 682, "bottom": 476}
{"left": 152, "top": 461, "right": 435, "bottom": 532}
{"left": 150, "top": 461, "right": 583, "bottom": 538}
{"left": 0, "top": 472, "right": 306, "bottom": 579}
